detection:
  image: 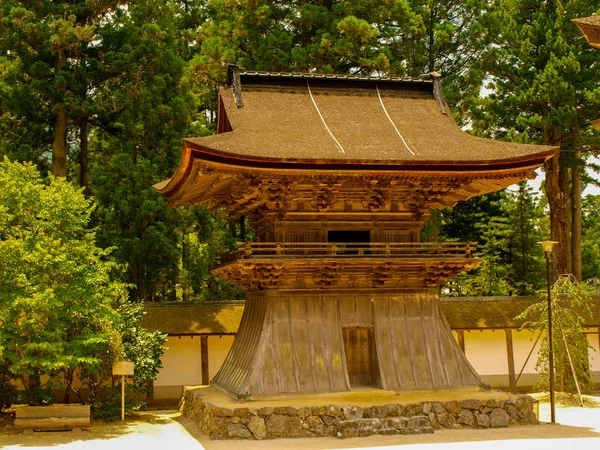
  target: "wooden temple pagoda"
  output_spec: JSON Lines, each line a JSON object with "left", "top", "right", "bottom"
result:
{"left": 155, "top": 69, "right": 555, "bottom": 400}
{"left": 573, "top": 15, "right": 600, "bottom": 49}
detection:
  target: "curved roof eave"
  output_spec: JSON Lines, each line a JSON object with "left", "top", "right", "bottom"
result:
{"left": 154, "top": 139, "right": 557, "bottom": 200}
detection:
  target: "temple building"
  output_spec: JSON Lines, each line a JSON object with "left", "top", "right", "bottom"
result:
{"left": 573, "top": 15, "right": 600, "bottom": 49}
{"left": 155, "top": 70, "right": 555, "bottom": 400}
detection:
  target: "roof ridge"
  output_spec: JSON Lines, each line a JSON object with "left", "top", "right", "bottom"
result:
{"left": 238, "top": 70, "right": 429, "bottom": 83}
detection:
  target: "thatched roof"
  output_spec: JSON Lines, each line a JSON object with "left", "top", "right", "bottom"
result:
{"left": 444, "top": 296, "right": 600, "bottom": 330}
{"left": 155, "top": 72, "right": 556, "bottom": 207}
{"left": 184, "top": 72, "right": 555, "bottom": 164}
{"left": 141, "top": 302, "right": 245, "bottom": 335}
{"left": 573, "top": 16, "right": 600, "bottom": 49}
{"left": 140, "top": 297, "right": 600, "bottom": 335}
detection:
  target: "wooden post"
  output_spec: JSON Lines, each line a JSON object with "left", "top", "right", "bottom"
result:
{"left": 121, "top": 375, "right": 125, "bottom": 422}
{"left": 505, "top": 329, "right": 516, "bottom": 389}
{"left": 201, "top": 335, "right": 209, "bottom": 385}
{"left": 456, "top": 330, "right": 465, "bottom": 354}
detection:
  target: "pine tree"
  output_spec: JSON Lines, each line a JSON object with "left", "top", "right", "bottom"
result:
{"left": 475, "top": 0, "right": 600, "bottom": 277}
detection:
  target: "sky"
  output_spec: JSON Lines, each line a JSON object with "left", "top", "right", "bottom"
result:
{"left": 526, "top": 155, "right": 600, "bottom": 197}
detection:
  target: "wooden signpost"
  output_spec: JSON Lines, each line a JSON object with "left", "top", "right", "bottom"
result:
{"left": 112, "top": 361, "right": 134, "bottom": 421}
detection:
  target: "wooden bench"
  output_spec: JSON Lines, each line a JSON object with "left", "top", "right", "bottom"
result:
{"left": 14, "top": 404, "right": 91, "bottom": 433}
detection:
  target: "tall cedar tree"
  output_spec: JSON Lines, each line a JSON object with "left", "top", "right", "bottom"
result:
{"left": 0, "top": 0, "right": 121, "bottom": 177}
{"left": 404, "top": 0, "right": 494, "bottom": 125}
{"left": 474, "top": 0, "right": 600, "bottom": 278}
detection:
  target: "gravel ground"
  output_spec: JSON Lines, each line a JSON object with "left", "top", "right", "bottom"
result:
{"left": 1, "top": 394, "right": 599, "bottom": 450}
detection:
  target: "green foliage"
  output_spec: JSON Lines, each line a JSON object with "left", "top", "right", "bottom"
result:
{"left": 0, "top": 159, "right": 166, "bottom": 407}
{"left": 442, "top": 183, "right": 547, "bottom": 296}
{"left": 0, "top": 158, "right": 127, "bottom": 403}
{"left": 472, "top": 0, "right": 600, "bottom": 275}
{"left": 517, "top": 274, "right": 595, "bottom": 394}
{"left": 0, "top": 362, "right": 19, "bottom": 409}
{"left": 192, "top": 0, "right": 420, "bottom": 77}
{"left": 91, "top": 385, "right": 145, "bottom": 421}
{"left": 1, "top": 0, "right": 597, "bottom": 304}
{"left": 404, "top": 0, "right": 494, "bottom": 124}
{"left": 582, "top": 195, "right": 600, "bottom": 281}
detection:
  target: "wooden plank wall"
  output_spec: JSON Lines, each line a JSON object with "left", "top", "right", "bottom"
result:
{"left": 212, "top": 291, "right": 484, "bottom": 398}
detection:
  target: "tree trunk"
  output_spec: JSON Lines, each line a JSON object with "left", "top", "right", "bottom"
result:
{"left": 544, "top": 154, "right": 570, "bottom": 277}
{"left": 79, "top": 120, "right": 89, "bottom": 192}
{"left": 571, "top": 151, "right": 582, "bottom": 281}
{"left": 52, "top": 50, "right": 68, "bottom": 177}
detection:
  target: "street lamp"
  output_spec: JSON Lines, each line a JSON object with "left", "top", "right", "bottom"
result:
{"left": 538, "top": 240, "right": 558, "bottom": 424}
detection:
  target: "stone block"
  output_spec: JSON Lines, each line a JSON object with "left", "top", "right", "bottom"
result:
{"left": 327, "top": 405, "right": 342, "bottom": 417}
{"left": 490, "top": 408, "right": 510, "bottom": 427}
{"left": 432, "top": 402, "right": 446, "bottom": 414}
{"left": 305, "top": 416, "right": 325, "bottom": 434}
{"left": 386, "top": 417, "right": 408, "bottom": 429}
{"left": 422, "top": 402, "right": 433, "bottom": 415}
{"left": 457, "top": 409, "right": 474, "bottom": 426}
{"left": 207, "top": 417, "right": 229, "bottom": 435}
{"left": 516, "top": 396, "right": 533, "bottom": 414}
{"left": 370, "top": 405, "right": 388, "bottom": 418}
{"left": 337, "top": 429, "right": 359, "bottom": 439}
{"left": 338, "top": 420, "right": 358, "bottom": 431}
{"left": 444, "top": 401, "right": 462, "bottom": 415}
{"left": 207, "top": 403, "right": 234, "bottom": 417}
{"left": 342, "top": 405, "right": 364, "bottom": 420}
{"left": 296, "top": 407, "right": 311, "bottom": 419}
{"left": 247, "top": 416, "right": 267, "bottom": 440}
{"left": 476, "top": 413, "right": 491, "bottom": 428}
{"left": 209, "top": 432, "right": 227, "bottom": 440}
{"left": 428, "top": 412, "right": 440, "bottom": 429}
{"left": 228, "top": 423, "right": 251, "bottom": 439}
{"left": 322, "top": 415, "right": 341, "bottom": 427}
{"left": 240, "top": 416, "right": 251, "bottom": 426}
{"left": 506, "top": 404, "right": 519, "bottom": 416}
{"left": 404, "top": 403, "right": 422, "bottom": 417}
{"left": 312, "top": 406, "right": 327, "bottom": 416}
{"left": 258, "top": 407, "right": 274, "bottom": 417}
{"left": 356, "top": 418, "right": 382, "bottom": 431}
{"left": 234, "top": 408, "right": 249, "bottom": 418}
{"left": 408, "top": 415, "right": 430, "bottom": 429}
{"left": 274, "top": 406, "right": 297, "bottom": 416}
{"left": 486, "top": 399, "right": 499, "bottom": 408}
{"left": 436, "top": 412, "right": 456, "bottom": 429}
{"left": 460, "top": 399, "right": 482, "bottom": 410}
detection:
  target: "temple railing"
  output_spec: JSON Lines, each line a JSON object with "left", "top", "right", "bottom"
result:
{"left": 218, "top": 242, "right": 477, "bottom": 264}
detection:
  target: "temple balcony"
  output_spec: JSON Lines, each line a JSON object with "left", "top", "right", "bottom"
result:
{"left": 212, "top": 242, "right": 480, "bottom": 290}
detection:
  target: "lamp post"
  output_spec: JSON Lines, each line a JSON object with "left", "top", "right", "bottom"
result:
{"left": 538, "top": 240, "right": 558, "bottom": 424}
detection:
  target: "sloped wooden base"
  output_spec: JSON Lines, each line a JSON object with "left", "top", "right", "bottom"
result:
{"left": 212, "top": 290, "right": 484, "bottom": 399}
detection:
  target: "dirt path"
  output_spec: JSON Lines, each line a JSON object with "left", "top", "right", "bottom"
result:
{"left": 1, "top": 397, "right": 599, "bottom": 450}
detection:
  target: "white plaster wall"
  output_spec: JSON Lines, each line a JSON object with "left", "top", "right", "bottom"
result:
{"left": 154, "top": 336, "right": 202, "bottom": 387}
{"left": 586, "top": 329, "right": 600, "bottom": 372}
{"left": 208, "top": 335, "right": 235, "bottom": 379}
{"left": 463, "top": 330, "right": 508, "bottom": 376}
{"left": 512, "top": 329, "right": 542, "bottom": 375}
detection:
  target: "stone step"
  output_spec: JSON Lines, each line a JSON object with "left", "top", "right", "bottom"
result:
{"left": 337, "top": 415, "right": 434, "bottom": 439}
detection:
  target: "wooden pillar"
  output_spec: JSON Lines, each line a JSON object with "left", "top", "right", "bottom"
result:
{"left": 456, "top": 330, "right": 465, "bottom": 354}
{"left": 505, "top": 329, "right": 515, "bottom": 389}
{"left": 201, "top": 335, "right": 209, "bottom": 385}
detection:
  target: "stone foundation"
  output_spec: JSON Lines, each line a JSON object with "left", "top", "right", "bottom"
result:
{"left": 180, "top": 387, "right": 538, "bottom": 440}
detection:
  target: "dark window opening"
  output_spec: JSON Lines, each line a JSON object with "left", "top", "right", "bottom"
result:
{"left": 327, "top": 230, "right": 370, "bottom": 243}
{"left": 328, "top": 230, "right": 370, "bottom": 255}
